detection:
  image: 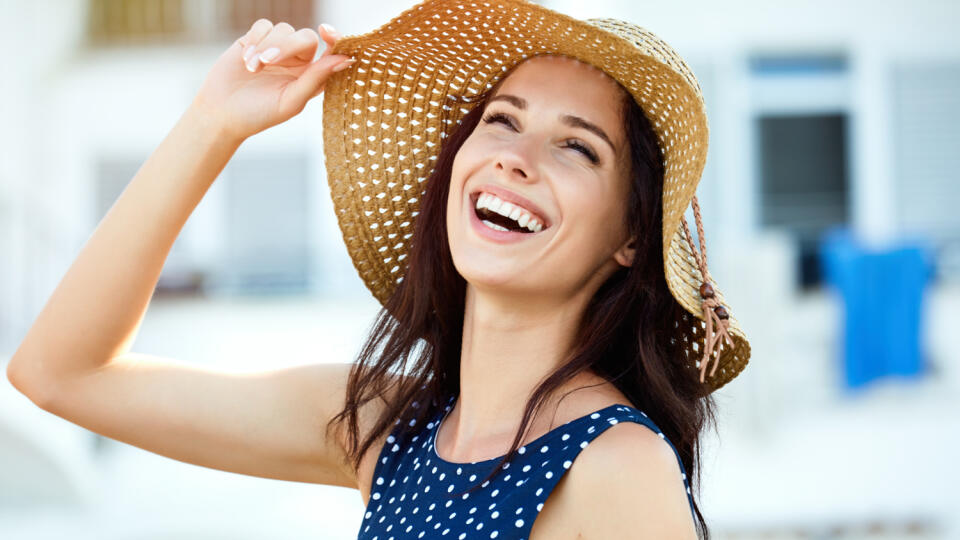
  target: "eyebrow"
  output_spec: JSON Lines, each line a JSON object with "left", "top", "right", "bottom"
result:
{"left": 487, "top": 93, "right": 617, "bottom": 154}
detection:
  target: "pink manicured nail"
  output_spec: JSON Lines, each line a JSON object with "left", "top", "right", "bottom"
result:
{"left": 259, "top": 47, "right": 280, "bottom": 63}
{"left": 332, "top": 58, "right": 356, "bottom": 72}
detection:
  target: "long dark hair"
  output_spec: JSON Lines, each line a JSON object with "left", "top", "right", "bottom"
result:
{"left": 328, "top": 57, "right": 718, "bottom": 539}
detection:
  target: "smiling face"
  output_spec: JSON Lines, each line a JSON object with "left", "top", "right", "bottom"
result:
{"left": 446, "top": 54, "right": 637, "bottom": 301}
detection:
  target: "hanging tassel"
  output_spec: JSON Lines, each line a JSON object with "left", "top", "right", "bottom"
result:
{"left": 681, "top": 195, "right": 734, "bottom": 383}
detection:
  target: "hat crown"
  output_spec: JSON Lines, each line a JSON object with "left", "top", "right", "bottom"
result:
{"left": 583, "top": 18, "right": 705, "bottom": 105}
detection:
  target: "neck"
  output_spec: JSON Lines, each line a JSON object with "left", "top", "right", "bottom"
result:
{"left": 438, "top": 285, "right": 597, "bottom": 462}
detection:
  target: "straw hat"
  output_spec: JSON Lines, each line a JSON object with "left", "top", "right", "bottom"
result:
{"left": 321, "top": 0, "right": 751, "bottom": 393}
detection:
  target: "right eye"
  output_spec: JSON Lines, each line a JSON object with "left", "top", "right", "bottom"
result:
{"left": 481, "top": 112, "right": 516, "bottom": 130}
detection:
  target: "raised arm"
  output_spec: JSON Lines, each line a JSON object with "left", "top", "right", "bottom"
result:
{"left": 6, "top": 21, "right": 370, "bottom": 488}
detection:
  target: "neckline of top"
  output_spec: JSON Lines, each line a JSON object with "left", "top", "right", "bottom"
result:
{"left": 429, "top": 396, "right": 641, "bottom": 468}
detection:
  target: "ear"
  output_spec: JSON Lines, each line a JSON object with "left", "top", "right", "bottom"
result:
{"left": 613, "top": 236, "right": 637, "bottom": 268}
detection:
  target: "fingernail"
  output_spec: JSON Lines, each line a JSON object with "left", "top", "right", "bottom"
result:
{"left": 246, "top": 55, "right": 260, "bottom": 72}
{"left": 332, "top": 57, "right": 356, "bottom": 72}
{"left": 259, "top": 47, "right": 279, "bottom": 63}
{"left": 321, "top": 23, "right": 337, "bottom": 35}
{"left": 242, "top": 45, "right": 255, "bottom": 61}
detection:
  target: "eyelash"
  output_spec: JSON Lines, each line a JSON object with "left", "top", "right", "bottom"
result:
{"left": 481, "top": 112, "right": 600, "bottom": 165}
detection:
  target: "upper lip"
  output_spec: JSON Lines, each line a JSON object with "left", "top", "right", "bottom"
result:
{"left": 470, "top": 184, "right": 552, "bottom": 228}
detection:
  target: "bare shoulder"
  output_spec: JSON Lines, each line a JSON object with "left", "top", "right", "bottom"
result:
{"left": 565, "top": 421, "right": 698, "bottom": 540}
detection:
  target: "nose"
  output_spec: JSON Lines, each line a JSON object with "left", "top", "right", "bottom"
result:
{"left": 494, "top": 138, "right": 538, "bottom": 183}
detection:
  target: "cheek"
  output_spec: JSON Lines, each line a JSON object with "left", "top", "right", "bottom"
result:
{"left": 559, "top": 192, "right": 627, "bottom": 256}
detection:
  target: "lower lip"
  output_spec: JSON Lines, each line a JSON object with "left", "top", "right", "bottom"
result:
{"left": 468, "top": 202, "right": 540, "bottom": 244}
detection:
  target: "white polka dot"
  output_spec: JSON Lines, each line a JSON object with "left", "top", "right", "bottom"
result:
{"left": 561, "top": 433, "right": 570, "bottom": 441}
{"left": 563, "top": 460, "right": 572, "bottom": 469}
{"left": 376, "top": 477, "right": 384, "bottom": 485}
{"left": 490, "top": 532, "right": 499, "bottom": 538}
{"left": 515, "top": 519, "right": 524, "bottom": 527}
{"left": 540, "top": 445, "right": 549, "bottom": 453}
{"left": 590, "top": 413, "right": 600, "bottom": 419}
{"left": 545, "top": 471, "right": 553, "bottom": 479}
{"left": 522, "top": 464, "right": 531, "bottom": 472}
{"left": 491, "top": 511, "right": 500, "bottom": 518}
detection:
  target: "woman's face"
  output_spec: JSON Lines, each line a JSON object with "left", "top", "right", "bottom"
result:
{"left": 446, "top": 54, "right": 635, "bottom": 301}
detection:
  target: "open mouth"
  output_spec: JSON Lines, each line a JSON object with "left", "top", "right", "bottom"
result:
{"left": 471, "top": 191, "right": 547, "bottom": 234}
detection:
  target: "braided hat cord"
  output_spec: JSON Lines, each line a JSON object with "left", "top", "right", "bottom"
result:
{"left": 680, "top": 196, "right": 734, "bottom": 383}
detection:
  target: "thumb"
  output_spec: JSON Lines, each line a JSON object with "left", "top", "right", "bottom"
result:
{"left": 283, "top": 54, "right": 355, "bottom": 107}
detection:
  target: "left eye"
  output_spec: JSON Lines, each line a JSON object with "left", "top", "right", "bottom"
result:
{"left": 481, "top": 112, "right": 599, "bottom": 164}
{"left": 563, "top": 140, "right": 598, "bottom": 163}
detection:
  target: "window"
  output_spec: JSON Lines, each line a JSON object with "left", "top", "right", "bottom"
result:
{"left": 749, "top": 52, "right": 851, "bottom": 290}
{"left": 892, "top": 61, "right": 960, "bottom": 280}
{"left": 214, "top": 153, "right": 313, "bottom": 294}
{"left": 95, "top": 156, "right": 201, "bottom": 295}
{"left": 757, "top": 113, "right": 850, "bottom": 289}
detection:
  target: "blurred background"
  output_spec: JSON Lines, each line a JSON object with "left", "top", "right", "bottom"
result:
{"left": 1, "top": 0, "right": 958, "bottom": 538}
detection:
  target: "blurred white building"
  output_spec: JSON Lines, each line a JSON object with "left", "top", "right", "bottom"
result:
{"left": 1, "top": 0, "right": 958, "bottom": 538}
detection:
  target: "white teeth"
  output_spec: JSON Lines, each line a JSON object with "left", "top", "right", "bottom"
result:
{"left": 481, "top": 220, "right": 509, "bottom": 232}
{"left": 474, "top": 192, "right": 546, "bottom": 233}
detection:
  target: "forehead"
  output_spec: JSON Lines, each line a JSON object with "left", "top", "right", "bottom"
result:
{"left": 491, "top": 55, "right": 628, "bottom": 140}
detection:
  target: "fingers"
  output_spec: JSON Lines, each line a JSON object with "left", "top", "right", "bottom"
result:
{"left": 236, "top": 19, "right": 342, "bottom": 74}
{"left": 283, "top": 54, "right": 356, "bottom": 110}
{"left": 261, "top": 27, "right": 321, "bottom": 65}
{"left": 236, "top": 18, "right": 274, "bottom": 70}
{"left": 318, "top": 23, "right": 340, "bottom": 58}
{"left": 241, "top": 21, "right": 297, "bottom": 72}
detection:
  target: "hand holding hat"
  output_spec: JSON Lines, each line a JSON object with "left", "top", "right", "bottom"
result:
{"left": 190, "top": 19, "right": 357, "bottom": 143}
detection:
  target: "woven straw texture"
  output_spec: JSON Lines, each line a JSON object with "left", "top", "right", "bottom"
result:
{"left": 321, "top": 0, "right": 750, "bottom": 393}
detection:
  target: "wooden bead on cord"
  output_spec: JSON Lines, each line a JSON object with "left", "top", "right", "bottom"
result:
{"left": 681, "top": 195, "right": 734, "bottom": 383}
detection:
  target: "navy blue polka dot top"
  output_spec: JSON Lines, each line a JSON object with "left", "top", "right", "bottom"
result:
{"left": 357, "top": 394, "right": 696, "bottom": 539}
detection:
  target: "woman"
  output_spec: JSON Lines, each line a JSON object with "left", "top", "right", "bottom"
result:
{"left": 7, "top": 0, "right": 750, "bottom": 538}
